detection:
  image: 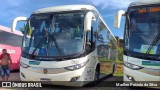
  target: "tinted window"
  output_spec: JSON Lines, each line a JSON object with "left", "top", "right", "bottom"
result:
{"left": 0, "top": 31, "right": 22, "bottom": 47}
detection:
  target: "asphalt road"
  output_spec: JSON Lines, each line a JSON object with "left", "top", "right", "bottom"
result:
{"left": 0, "top": 71, "right": 159, "bottom": 90}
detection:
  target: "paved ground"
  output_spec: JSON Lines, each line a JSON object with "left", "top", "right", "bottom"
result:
{"left": 0, "top": 71, "right": 159, "bottom": 90}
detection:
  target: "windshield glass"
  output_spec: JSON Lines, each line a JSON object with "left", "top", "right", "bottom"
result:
{"left": 23, "top": 12, "right": 85, "bottom": 58}
{"left": 125, "top": 5, "right": 160, "bottom": 57}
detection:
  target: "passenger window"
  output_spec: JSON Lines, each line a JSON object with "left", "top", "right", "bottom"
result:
{"left": 86, "top": 19, "right": 97, "bottom": 53}
{"left": 92, "top": 20, "right": 97, "bottom": 47}
{"left": 86, "top": 31, "right": 92, "bottom": 49}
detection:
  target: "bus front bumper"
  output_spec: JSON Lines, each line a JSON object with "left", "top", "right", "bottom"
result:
{"left": 123, "top": 66, "right": 160, "bottom": 81}
{"left": 123, "top": 66, "right": 160, "bottom": 88}
{"left": 20, "top": 66, "right": 87, "bottom": 87}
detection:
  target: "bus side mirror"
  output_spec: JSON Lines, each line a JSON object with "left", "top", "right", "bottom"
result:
{"left": 114, "top": 10, "right": 125, "bottom": 29}
{"left": 11, "top": 17, "right": 28, "bottom": 32}
{"left": 84, "top": 12, "right": 96, "bottom": 32}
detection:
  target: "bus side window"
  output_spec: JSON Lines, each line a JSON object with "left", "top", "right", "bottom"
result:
{"left": 86, "top": 20, "right": 97, "bottom": 53}
{"left": 86, "top": 29, "right": 95, "bottom": 52}
{"left": 91, "top": 21, "right": 97, "bottom": 50}
{"left": 86, "top": 31, "right": 92, "bottom": 52}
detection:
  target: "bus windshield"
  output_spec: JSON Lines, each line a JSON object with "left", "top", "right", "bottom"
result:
{"left": 22, "top": 12, "right": 85, "bottom": 59}
{"left": 125, "top": 5, "right": 160, "bottom": 59}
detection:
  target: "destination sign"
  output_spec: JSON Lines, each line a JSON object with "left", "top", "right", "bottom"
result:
{"left": 138, "top": 7, "right": 160, "bottom": 13}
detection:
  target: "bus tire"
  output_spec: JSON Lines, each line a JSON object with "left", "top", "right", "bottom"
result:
{"left": 112, "top": 63, "right": 116, "bottom": 75}
{"left": 93, "top": 64, "right": 100, "bottom": 86}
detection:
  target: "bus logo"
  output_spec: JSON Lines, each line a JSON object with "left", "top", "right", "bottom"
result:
{"left": 43, "top": 69, "right": 48, "bottom": 74}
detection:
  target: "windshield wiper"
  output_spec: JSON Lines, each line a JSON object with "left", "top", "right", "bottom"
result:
{"left": 145, "top": 30, "right": 160, "bottom": 58}
{"left": 31, "top": 30, "right": 48, "bottom": 58}
{"left": 49, "top": 33, "right": 64, "bottom": 61}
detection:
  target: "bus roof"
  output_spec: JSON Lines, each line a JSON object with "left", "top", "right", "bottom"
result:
{"left": 129, "top": 0, "right": 160, "bottom": 7}
{"left": 33, "top": 5, "right": 98, "bottom": 14}
{"left": 0, "top": 25, "right": 23, "bottom": 36}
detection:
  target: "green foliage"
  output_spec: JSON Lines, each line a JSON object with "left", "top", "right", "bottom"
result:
{"left": 99, "top": 57, "right": 114, "bottom": 62}
{"left": 108, "top": 38, "right": 117, "bottom": 50}
{"left": 117, "top": 47, "right": 123, "bottom": 61}
{"left": 98, "top": 57, "right": 123, "bottom": 64}
{"left": 114, "top": 72, "right": 123, "bottom": 76}
{"left": 115, "top": 60, "right": 123, "bottom": 64}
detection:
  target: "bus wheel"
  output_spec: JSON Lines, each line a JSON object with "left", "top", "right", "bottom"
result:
{"left": 112, "top": 63, "right": 116, "bottom": 75}
{"left": 93, "top": 65, "right": 100, "bottom": 85}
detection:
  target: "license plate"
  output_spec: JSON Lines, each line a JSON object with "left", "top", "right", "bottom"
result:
{"left": 29, "top": 61, "right": 41, "bottom": 65}
{"left": 40, "top": 78, "right": 51, "bottom": 81}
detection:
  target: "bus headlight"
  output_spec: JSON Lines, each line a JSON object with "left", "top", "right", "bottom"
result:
{"left": 64, "top": 60, "right": 89, "bottom": 71}
{"left": 123, "top": 61, "right": 143, "bottom": 70}
{"left": 20, "top": 62, "right": 30, "bottom": 68}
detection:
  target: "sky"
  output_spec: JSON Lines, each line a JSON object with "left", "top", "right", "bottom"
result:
{"left": 0, "top": 0, "right": 138, "bottom": 39}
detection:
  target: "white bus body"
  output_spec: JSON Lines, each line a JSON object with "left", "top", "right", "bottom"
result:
{"left": 12, "top": 5, "right": 117, "bottom": 86}
{"left": 114, "top": 0, "right": 160, "bottom": 82}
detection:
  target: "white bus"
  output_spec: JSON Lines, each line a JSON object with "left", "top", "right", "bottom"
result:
{"left": 114, "top": 0, "right": 160, "bottom": 82}
{"left": 12, "top": 5, "right": 117, "bottom": 86}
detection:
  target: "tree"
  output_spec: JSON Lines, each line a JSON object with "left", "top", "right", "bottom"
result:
{"left": 117, "top": 46, "right": 123, "bottom": 61}
{"left": 115, "top": 36, "right": 124, "bottom": 61}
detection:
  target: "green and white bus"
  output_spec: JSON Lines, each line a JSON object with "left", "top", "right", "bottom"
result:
{"left": 12, "top": 5, "right": 117, "bottom": 86}
{"left": 114, "top": 0, "right": 160, "bottom": 82}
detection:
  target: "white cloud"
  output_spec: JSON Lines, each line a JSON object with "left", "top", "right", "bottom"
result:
{"left": 87, "top": 0, "right": 138, "bottom": 10}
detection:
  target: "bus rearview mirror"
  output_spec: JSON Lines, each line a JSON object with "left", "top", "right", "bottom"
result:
{"left": 11, "top": 17, "right": 28, "bottom": 32}
{"left": 84, "top": 12, "right": 96, "bottom": 32}
{"left": 114, "top": 10, "right": 125, "bottom": 29}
